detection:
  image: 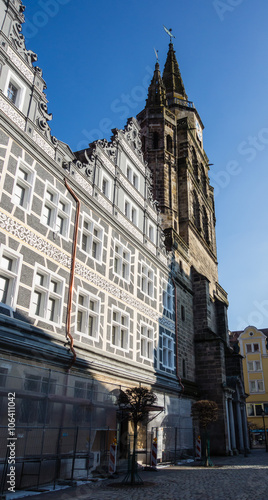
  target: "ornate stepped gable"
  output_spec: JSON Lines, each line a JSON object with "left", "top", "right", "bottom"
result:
{"left": 74, "top": 118, "right": 160, "bottom": 219}
{"left": 1, "top": 0, "right": 57, "bottom": 146}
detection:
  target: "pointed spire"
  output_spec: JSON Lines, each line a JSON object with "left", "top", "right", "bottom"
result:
{"left": 146, "top": 61, "right": 167, "bottom": 108}
{"left": 162, "top": 43, "right": 187, "bottom": 100}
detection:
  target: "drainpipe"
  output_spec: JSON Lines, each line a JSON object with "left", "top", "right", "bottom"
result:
{"left": 171, "top": 276, "right": 184, "bottom": 394}
{"left": 64, "top": 178, "right": 80, "bottom": 369}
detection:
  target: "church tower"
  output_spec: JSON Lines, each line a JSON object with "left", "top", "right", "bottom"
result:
{"left": 138, "top": 42, "right": 218, "bottom": 290}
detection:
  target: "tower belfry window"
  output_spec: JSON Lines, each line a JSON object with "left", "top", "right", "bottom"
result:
{"left": 153, "top": 132, "right": 159, "bottom": 149}
{"left": 193, "top": 191, "right": 200, "bottom": 229}
{"left": 166, "top": 135, "right": 173, "bottom": 153}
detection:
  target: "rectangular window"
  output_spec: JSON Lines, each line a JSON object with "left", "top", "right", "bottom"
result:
{"left": 248, "top": 360, "right": 262, "bottom": 372}
{"left": 111, "top": 309, "right": 129, "bottom": 350}
{"left": 113, "top": 242, "right": 130, "bottom": 281}
{"left": 249, "top": 379, "right": 264, "bottom": 393}
{"left": 255, "top": 404, "right": 263, "bottom": 416}
{"left": 101, "top": 176, "right": 111, "bottom": 198}
{"left": 0, "top": 249, "right": 21, "bottom": 308}
{"left": 162, "top": 281, "right": 173, "bottom": 312}
{"left": 124, "top": 201, "right": 130, "bottom": 218}
{"left": 133, "top": 173, "right": 138, "bottom": 189}
{"left": 31, "top": 267, "right": 64, "bottom": 324}
{"left": 19, "top": 374, "right": 55, "bottom": 424}
{"left": 248, "top": 361, "right": 254, "bottom": 371}
{"left": 141, "top": 264, "right": 154, "bottom": 298}
{"left": 72, "top": 380, "right": 92, "bottom": 424}
{"left": 148, "top": 224, "right": 155, "bottom": 243}
{"left": 76, "top": 291, "right": 100, "bottom": 339}
{"left": 7, "top": 82, "right": 18, "bottom": 104}
{"left": 42, "top": 184, "right": 70, "bottom": 238}
{"left": 246, "top": 404, "right": 254, "bottom": 416}
{"left": 140, "top": 324, "right": 154, "bottom": 360}
{"left": 246, "top": 343, "right": 260, "bottom": 354}
{"left": 12, "top": 159, "right": 36, "bottom": 212}
{"left": 5, "top": 71, "right": 26, "bottom": 110}
{"left": 81, "top": 216, "right": 103, "bottom": 262}
{"left": 163, "top": 334, "right": 174, "bottom": 369}
{"left": 126, "top": 165, "right": 139, "bottom": 190}
{"left": 124, "top": 197, "right": 139, "bottom": 226}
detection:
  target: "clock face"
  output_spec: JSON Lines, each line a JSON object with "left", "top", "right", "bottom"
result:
{"left": 195, "top": 119, "right": 202, "bottom": 142}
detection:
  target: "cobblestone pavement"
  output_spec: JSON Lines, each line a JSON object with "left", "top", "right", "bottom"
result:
{"left": 20, "top": 449, "right": 268, "bottom": 500}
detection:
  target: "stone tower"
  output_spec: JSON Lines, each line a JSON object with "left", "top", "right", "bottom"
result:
{"left": 138, "top": 42, "right": 218, "bottom": 288}
{"left": 137, "top": 42, "right": 244, "bottom": 455}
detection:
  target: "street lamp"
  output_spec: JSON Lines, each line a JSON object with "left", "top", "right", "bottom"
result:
{"left": 261, "top": 410, "right": 268, "bottom": 452}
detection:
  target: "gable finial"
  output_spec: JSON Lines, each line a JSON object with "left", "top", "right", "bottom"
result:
{"left": 163, "top": 25, "right": 176, "bottom": 43}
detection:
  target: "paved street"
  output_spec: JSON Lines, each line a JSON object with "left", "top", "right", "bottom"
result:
{"left": 16, "top": 449, "right": 268, "bottom": 500}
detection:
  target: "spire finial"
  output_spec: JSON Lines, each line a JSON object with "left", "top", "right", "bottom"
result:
{"left": 163, "top": 25, "right": 176, "bottom": 43}
{"left": 154, "top": 48, "right": 159, "bottom": 62}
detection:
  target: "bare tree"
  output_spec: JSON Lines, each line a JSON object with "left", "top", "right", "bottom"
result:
{"left": 191, "top": 400, "right": 218, "bottom": 466}
{"left": 117, "top": 387, "right": 157, "bottom": 484}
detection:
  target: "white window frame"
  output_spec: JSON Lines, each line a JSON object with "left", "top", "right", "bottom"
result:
{"left": 148, "top": 223, "right": 155, "bottom": 243}
{"left": 126, "top": 164, "right": 139, "bottom": 190}
{"left": 0, "top": 246, "right": 22, "bottom": 309}
{"left": 141, "top": 263, "right": 154, "bottom": 298}
{"left": 248, "top": 360, "right": 262, "bottom": 372}
{"left": 140, "top": 323, "right": 154, "bottom": 360}
{"left": 111, "top": 308, "right": 129, "bottom": 351}
{"left": 246, "top": 343, "right": 260, "bottom": 353}
{"left": 41, "top": 183, "right": 71, "bottom": 239}
{"left": 162, "top": 333, "right": 174, "bottom": 369}
{"left": 101, "top": 174, "right": 111, "bottom": 199}
{"left": 162, "top": 280, "right": 173, "bottom": 312}
{"left": 124, "top": 196, "right": 139, "bottom": 226}
{"left": 4, "top": 70, "right": 26, "bottom": 111}
{"left": 249, "top": 379, "right": 265, "bottom": 393}
{"left": 81, "top": 215, "right": 103, "bottom": 262}
{"left": 12, "top": 158, "right": 36, "bottom": 212}
{"left": 31, "top": 265, "right": 64, "bottom": 325}
{"left": 113, "top": 241, "right": 130, "bottom": 282}
{"left": 76, "top": 289, "right": 100, "bottom": 340}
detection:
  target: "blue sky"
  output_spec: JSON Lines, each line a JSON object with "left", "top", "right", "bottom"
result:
{"left": 21, "top": 0, "right": 268, "bottom": 332}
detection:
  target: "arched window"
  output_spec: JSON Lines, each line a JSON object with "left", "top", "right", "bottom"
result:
{"left": 193, "top": 191, "right": 200, "bottom": 229}
{"left": 142, "top": 135, "right": 146, "bottom": 152}
{"left": 201, "top": 165, "right": 207, "bottom": 196}
{"left": 191, "top": 148, "right": 198, "bottom": 180}
{"left": 202, "top": 206, "right": 210, "bottom": 243}
{"left": 153, "top": 132, "right": 159, "bottom": 149}
{"left": 166, "top": 135, "right": 173, "bottom": 153}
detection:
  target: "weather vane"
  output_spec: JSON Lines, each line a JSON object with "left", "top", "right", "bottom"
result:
{"left": 154, "top": 48, "right": 159, "bottom": 62}
{"left": 163, "top": 25, "right": 176, "bottom": 42}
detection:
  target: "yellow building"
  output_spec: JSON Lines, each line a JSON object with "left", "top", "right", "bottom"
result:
{"left": 232, "top": 326, "right": 268, "bottom": 447}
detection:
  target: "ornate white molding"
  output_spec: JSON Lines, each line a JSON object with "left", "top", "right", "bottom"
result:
{"left": 146, "top": 240, "right": 156, "bottom": 255}
{"left": 159, "top": 316, "right": 175, "bottom": 331}
{"left": 121, "top": 140, "right": 145, "bottom": 175}
{"left": 98, "top": 151, "right": 115, "bottom": 176}
{"left": 0, "top": 95, "right": 25, "bottom": 131}
{"left": 73, "top": 171, "right": 93, "bottom": 197}
{"left": 7, "top": 45, "right": 34, "bottom": 85}
{"left": 32, "top": 130, "right": 55, "bottom": 159}
{"left": 0, "top": 211, "right": 71, "bottom": 267}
